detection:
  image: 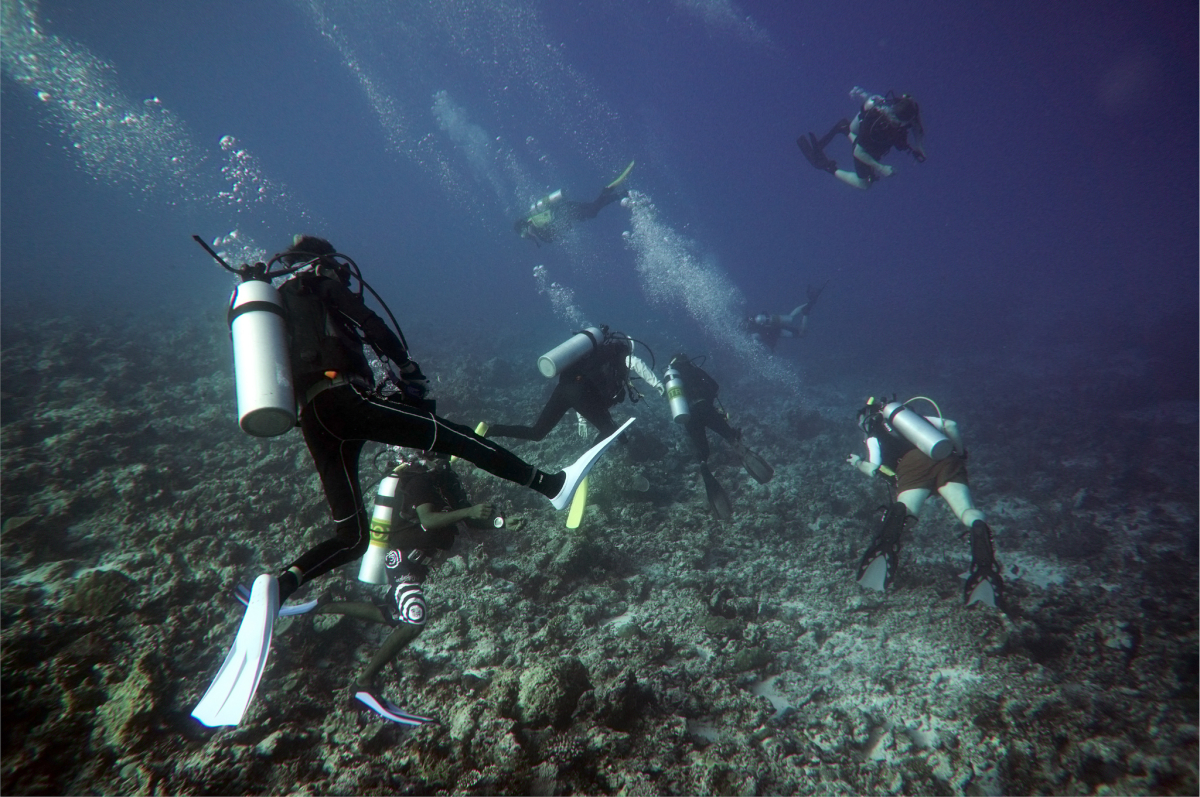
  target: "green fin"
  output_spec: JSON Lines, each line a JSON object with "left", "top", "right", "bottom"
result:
{"left": 606, "top": 160, "right": 636, "bottom": 190}
{"left": 192, "top": 573, "right": 279, "bottom": 727}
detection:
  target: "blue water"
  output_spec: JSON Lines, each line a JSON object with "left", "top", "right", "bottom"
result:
{"left": 3, "top": 0, "right": 1194, "bottom": 403}
{"left": 3, "top": 3, "right": 1198, "bottom": 793}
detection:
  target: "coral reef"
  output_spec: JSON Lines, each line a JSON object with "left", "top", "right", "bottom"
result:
{"left": 2, "top": 311, "right": 1196, "bottom": 795}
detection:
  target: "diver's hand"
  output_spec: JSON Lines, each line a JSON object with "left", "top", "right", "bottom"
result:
{"left": 912, "top": 150, "right": 926, "bottom": 163}
{"left": 466, "top": 503, "right": 494, "bottom": 521}
{"left": 847, "top": 454, "right": 879, "bottom": 477}
{"left": 394, "top": 360, "right": 430, "bottom": 400}
{"left": 876, "top": 164, "right": 895, "bottom": 177}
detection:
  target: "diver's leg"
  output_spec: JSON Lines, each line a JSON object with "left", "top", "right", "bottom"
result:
{"left": 835, "top": 168, "right": 872, "bottom": 190}
{"left": 815, "top": 118, "right": 851, "bottom": 150}
{"left": 489, "top": 382, "right": 577, "bottom": 441}
{"left": 574, "top": 388, "right": 620, "bottom": 442}
{"left": 356, "top": 624, "right": 422, "bottom": 690}
{"left": 279, "top": 393, "right": 371, "bottom": 601}
{"left": 314, "top": 601, "right": 393, "bottom": 624}
{"left": 338, "top": 384, "right": 563, "bottom": 500}
{"left": 938, "top": 482, "right": 985, "bottom": 527}
{"left": 856, "top": 499, "right": 917, "bottom": 591}
{"left": 896, "top": 488, "right": 930, "bottom": 518}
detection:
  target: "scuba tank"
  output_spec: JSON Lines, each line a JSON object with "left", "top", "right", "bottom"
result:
{"left": 663, "top": 366, "right": 690, "bottom": 424}
{"left": 538, "top": 326, "right": 603, "bottom": 378}
{"left": 880, "top": 400, "right": 952, "bottom": 460}
{"left": 530, "top": 189, "right": 563, "bottom": 216}
{"left": 359, "top": 465, "right": 404, "bottom": 584}
{"left": 228, "top": 277, "right": 296, "bottom": 437}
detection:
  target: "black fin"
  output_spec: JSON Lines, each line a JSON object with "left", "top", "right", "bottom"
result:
{"left": 965, "top": 521, "right": 1004, "bottom": 607}
{"left": 700, "top": 464, "right": 733, "bottom": 521}
{"left": 732, "top": 441, "right": 774, "bottom": 484}
{"left": 856, "top": 504, "right": 909, "bottom": 591}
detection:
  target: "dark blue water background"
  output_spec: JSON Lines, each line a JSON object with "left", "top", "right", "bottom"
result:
{"left": 3, "top": 0, "right": 1196, "bottom": 405}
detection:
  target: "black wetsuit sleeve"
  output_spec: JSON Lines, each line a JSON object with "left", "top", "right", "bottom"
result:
{"left": 316, "top": 278, "right": 411, "bottom": 366}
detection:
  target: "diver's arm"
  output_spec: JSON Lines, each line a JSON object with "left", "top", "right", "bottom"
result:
{"left": 415, "top": 502, "right": 493, "bottom": 530}
{"left": 927, "top": 417, "right": 966, "bottom": 456}
{"left": 848, "top": 437, "right": 883, "bottom": 477}
{"left": 319, "top": 278, "right": 412, "bottom": 366}
{"left": 627, "top": 355, "right": 664, "bottom": 396}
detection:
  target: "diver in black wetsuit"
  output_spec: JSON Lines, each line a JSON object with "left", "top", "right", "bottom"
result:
{"left": 514, "top": 161, "right": 635, "bottom": 245}
{"left": 269, "top": 236, "right": 613, "bottom": 604}
{"left": 746, "top": 281, "right": 827, "bottom": 351}
{"left": 798, "top": 88, "right": 926, "bottom": 189}
{"left": 488, "top": 327, "right": 662, "bottom": 445}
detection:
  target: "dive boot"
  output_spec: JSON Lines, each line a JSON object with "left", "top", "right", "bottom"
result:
{"left": 856, "top": 503, "right": 910, "bottom": 592}
{"left": 964, "top": 521, "right": 1004, "bottom": 608}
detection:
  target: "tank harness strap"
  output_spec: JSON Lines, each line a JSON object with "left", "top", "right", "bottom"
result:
{"left": 304, "top": 372, "right": 350, "bottom": 405}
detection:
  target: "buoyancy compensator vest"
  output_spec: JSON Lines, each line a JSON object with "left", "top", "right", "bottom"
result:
{"left": 277, "top": 271, "right": 371, "bottom": 390}
{"left": 569, "top": 332, "right": 633, "bottom": 405}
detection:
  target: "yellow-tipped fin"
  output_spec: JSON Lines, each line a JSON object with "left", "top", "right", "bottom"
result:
{"left": 606, "top": 160, "right": 635, "bottom": 190}
{"left": 566, "top": 477, "right": 588, "bottom": 529}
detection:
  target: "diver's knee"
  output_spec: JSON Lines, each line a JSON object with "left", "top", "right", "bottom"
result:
{"left": 392, "top": 582, "right": 428, "bottom": 627}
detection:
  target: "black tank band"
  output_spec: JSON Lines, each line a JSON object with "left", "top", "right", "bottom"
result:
{"left": 228, "top": 300, "right": 285, "bottom": 327}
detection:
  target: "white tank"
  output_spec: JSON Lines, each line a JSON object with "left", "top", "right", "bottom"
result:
{"left": 359, "top": 467, "right": 403, "bottom": 584}
{"left": 228, "top": 279, "right": 295, "bottom": 437}
{"left": 664, "top": 366, "right": 690, "bottom": 424}
{"left": 882, "top": 401, "right": 952, "bottom": 460}
{"left": 537, "top": 327, "right": 603, "bottom": 378}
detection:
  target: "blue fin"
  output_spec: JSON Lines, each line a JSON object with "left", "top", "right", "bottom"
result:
{"left": 236, "top": 582, "right": 317, "bottom": 616}
{"left": 355, "top": 690, "right": 437, "bottom": 726}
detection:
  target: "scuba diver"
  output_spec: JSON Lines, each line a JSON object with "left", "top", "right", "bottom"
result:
{"left": 514, "top": 160, "right": 635, "bottom": 246}
{"left": 663, "top": 354, "right": 774, "bottom": 520}
{"left": 797, "top": 88, "right": 926, "bottom": 189}
{"left": 488, "top": 325, "right": 663, "bottom": 448}
{"left": 191, "top": 235, "right": 632, "bottom": 728}
{"left": 746, "top": 280, "right": 828, "bottom": 352}
{"left": 307, "top": 451, "right": 504, "bottom": 725}
{"left": 847, "top": 395, "right": 1004, "bottom": 608}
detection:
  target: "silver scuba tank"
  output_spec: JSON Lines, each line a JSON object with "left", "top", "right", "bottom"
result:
{"left": 530, "top": 189, "right": 563, "bottom": 215}
{"left": 663, "top": 366, "right": 690, "bottom": 424}
{"left": 359, "top": 465, "right": 404, "bottom": 584}
{"left": 538, "top": 326, "right": 603, "bottom": 378}
{"left": 881, "top": 401, "right": 952, "bottom": 460}
{"left": 228, "top": 278, "right": 296, "bottom": 437}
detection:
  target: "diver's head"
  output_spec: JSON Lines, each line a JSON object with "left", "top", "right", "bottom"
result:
{"left": 856, "top": 395, "right": 888, "bottom": 433}
{"left": 396, "top": 448, "right": 450, "bottom": 472}
{"left": 890, "top": 95, "right": 919, "bottom": 125}
{"left": 283, "top": 235, "right": 348, "bottom": 283}
{"left": 754, "top": 314, "right": 769, "bottom": 326}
